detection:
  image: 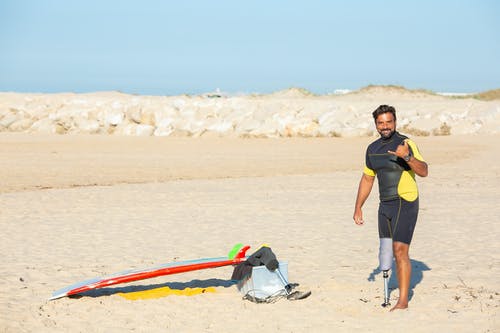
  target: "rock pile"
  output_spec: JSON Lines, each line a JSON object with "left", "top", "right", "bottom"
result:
{"left": 1, "top": 88, "right": 499, "bottom": 137}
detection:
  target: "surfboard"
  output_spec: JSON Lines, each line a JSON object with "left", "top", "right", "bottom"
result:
{"left": 50, "top": 244, "right": 250, "bottom": 300}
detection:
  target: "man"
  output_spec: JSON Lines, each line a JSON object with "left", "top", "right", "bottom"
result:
{"left": 353, "top": 105, "right": 428, "bottom": 311}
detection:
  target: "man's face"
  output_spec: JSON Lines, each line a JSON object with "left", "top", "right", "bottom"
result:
{"left": 375, "top": 112, "right": 396, "bottom": 139}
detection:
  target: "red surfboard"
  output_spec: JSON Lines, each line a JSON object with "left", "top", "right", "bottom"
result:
{"left": 50, "top": 244, "right": 250, "bottom": 300}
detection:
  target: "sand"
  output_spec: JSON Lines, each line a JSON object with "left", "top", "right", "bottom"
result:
{"left": 1, "top": 133, "right": 499, "bottom": 332}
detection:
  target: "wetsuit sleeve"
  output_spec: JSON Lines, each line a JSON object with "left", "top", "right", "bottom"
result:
{"left": 364, "top": 166, "right": 376, "bottom": 177}
{"left": 406, "top": 139, "right": 425, "bottom": 162}
{"left": 363, "top": 147, "right": 376, "bottom": 176}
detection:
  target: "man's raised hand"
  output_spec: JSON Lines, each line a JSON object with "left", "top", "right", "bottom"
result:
{"left": 388, "top": 140, "right": 409, "bottom": 158}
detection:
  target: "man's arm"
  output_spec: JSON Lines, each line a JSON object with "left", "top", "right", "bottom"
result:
{"left": 406, "top": 156, "right": 428, "bottom": 177}
{"left": 353, "top": 173, "right": 375, "bottom": 225}
{"left": 388, "top": 140, "right": 428, "bottom": 177}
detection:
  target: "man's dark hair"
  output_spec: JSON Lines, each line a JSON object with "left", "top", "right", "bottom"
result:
{"left": 372, "top": 105, "right": 396, "bottom": 121}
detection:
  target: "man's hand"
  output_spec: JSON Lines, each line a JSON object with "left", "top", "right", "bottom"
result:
{"left": 387, "top": 140, "right": 409, "bottom": 158}
{"left": 388, "top": 140, "right": 429, "bottom": 177}
{"left": 353, "top": 208, "right": 364, "bottom": 225}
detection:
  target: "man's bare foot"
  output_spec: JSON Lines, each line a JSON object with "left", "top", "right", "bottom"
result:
{"left": 389, "top": 302, "right": 408, "bottom": 311}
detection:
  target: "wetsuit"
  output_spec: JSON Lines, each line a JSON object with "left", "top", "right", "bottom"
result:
{"left": 363, "top": 131, "right": 425, "bottom": 244}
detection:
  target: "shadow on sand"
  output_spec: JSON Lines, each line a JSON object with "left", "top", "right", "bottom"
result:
{"left": 70, "top": 278, "right": 237, "bottom": 299}
{"left": 367, "top": 259, "right": 431, "bottom": 300}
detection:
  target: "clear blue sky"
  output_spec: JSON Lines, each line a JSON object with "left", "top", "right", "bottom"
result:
{"left": 1, "top": 0, "right": 499, "bottom": 95}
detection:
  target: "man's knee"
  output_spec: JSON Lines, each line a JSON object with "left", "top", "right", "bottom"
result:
{"left": 392, "top": 241, "right": 409, "bottom": 260}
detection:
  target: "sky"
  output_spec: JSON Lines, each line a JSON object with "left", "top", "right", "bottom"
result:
{"left": 0, "top": 0, "right": 499, "bottom": 95}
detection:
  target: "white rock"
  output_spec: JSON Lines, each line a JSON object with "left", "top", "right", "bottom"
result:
{"left": 29, "top": 118, "right": 57, "bottom": 134}
{"left": 73, "top": 118, "right": 101, "bottom": 134}
{"left": 248, "top": 118, "right": 279, "bottom": 137}
{"left": 9, "top": 118, "right": 34, "bottom": 131}
{"left": 104, "top": 111, "right": 124, "bottom": 126}
{"left": 0, "top": 107, "right": 13, "bottom": 119}
{"left": 290, "top": 121, "right": 320, "bottom": 137}
{"left": 206, "top": 119, "right": 234, "bottom": 134}
{"left": 126, "top": 105, "right": 142, "bottom": 124}
{"left": 153, "top": 126, "right": 174, "bottom": 137}
{"left": 317, "top": 111, "right": 337, "bottom": 125}
{"left": 172, "top": 98, "right": 187, "bottom": 110}
{"left": 235, "top": 117, "right": 262, "bottom": 134}
{"left": 154, "top": 106, "right": 177, "bottom": 125}
{"left": 135, "top": 124, "right": 155, "bottom": 136}
{"left": 115, "top": 123, "right": 155, "bottom": 136}
{"left": 0, "top": 111, "right": 19, "bottom": 128}
{"left": 172, "top": 118, "right": 205, "bottom": 136}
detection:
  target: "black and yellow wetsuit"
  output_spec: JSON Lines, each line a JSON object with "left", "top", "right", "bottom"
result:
{"left": 364, "top": 131, "right": 425, "bottom": 244}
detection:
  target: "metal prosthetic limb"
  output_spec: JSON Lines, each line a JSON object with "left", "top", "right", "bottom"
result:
{"left": 276, "top": 267, "right": 311, "bottom": 300}
{"left": 379, "top": 238, "right": 393, "bottom": 307}
{"left": 276, "top": 268, "right": 292, "bottom": 295}
{"left": 382, "top": 270, "right": 390, "bottom": 307}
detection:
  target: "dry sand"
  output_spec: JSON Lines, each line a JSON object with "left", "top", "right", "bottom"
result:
{"left": 1, "top": 133, "right": 499, "bottom": 332}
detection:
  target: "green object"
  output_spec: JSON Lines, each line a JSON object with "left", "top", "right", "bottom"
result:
{"left": 228, "top": 243, "right": 244, "bottom": 259}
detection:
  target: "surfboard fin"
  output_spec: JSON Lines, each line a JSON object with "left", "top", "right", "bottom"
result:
{"left": 229, "top": 243, "right": 250, "bottom": 260}
{"left": 228, "top": 243, "right": 244, "bottom": 259}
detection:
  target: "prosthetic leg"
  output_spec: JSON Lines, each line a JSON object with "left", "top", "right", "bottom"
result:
{"left": 276, "top": 268, "right": 293, "bottom": 294}
{"left": 276, "top": 268, "right": 311, "bottom": 300}
{"left": 379, "top": 238, "right": 393, "bottom": 307}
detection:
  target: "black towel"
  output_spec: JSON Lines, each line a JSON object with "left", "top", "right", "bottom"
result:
{"left": 231, "top": 246, "right": 279, "bottom": 281}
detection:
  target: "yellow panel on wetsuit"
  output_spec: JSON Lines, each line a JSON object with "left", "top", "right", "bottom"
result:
{"left": 397, "top": 139, "right": 425, "bottom": 202}
{"left": 406, "top": 139, "right": 425, "bottom": 161}
{"left": 363, "top": 165, "right": 376, "bottom": 177}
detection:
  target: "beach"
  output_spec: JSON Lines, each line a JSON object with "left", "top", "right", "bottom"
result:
{"left": 1, "top": 90, "right": 499, "bottom": 332}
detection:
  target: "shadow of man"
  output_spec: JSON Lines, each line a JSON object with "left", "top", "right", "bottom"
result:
{"left": 367, "top": 259, "right": 431, "bottom": 300}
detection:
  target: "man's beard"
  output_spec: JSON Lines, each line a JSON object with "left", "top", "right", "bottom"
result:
{"left": 378, "top": 128, "right": 395, "bottom": 139}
